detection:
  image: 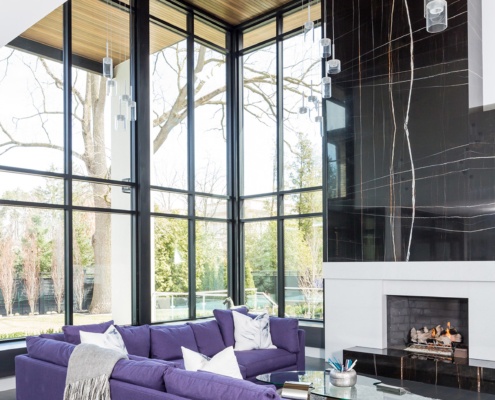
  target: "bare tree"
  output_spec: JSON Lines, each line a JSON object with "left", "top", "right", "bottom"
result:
{"left": 22, "top": 216, "right": 41, "bottom": 315}
{"left": 0, "top": 232, "right": 17, "bottom": 316}
{"left": 51, "top": 224, "right": 64, "bottom": 314}
{"left": 0, "top": 42, "right": 316, "bottom": 316}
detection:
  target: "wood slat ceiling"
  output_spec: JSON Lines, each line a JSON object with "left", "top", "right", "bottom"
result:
{"left": 20, "top": 0, "right": 188, "bottom": 66}
{"left": 18, "top": 0, "right": 319, "bottom": 67}
{"left": 178, "top": 0, "right": 298, "bottom": 26}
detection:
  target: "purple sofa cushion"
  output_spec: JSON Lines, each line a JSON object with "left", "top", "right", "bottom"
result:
{"left": 188, "top": 320, "right": 225, "bottom": 357}
{"left": 163, "top": 368, "right": 280, "bottom": 400}
{"left": 212, "top": 308, "right": 248, "bottom": 347}
{"left": 62, "top": 320, "right": 114, "bottom": 345}
{"left": 127, "top": 354, "right": 179, "bottom": 368}
{"left": 235, "top": 348, "right": 296, "bottom": 378}
{"left": 269, "top": 317, "right": 299, "bottom": 353}
{"left": 39, "top": 333, "right": 65, "bottom": 341}
{"left": 116, "top": 324, "right": 150, "bottom": 357}
{"left": 111, "top": 358, "right": 173, "bottom": 392}
{"left": 150, "top": 325, "right": 198, "bottom": 360}
{"left": 26, "top": 336, "right": 75, "bottom": 367}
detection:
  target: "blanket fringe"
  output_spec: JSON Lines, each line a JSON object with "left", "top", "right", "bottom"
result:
{"left": 63, "top": 374, "right": 111, "bottom": 400}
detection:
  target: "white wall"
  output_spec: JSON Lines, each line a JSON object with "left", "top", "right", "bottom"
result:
{"left": 482, "top": 0, "right": 495, "bottom": 110}
{"left": 0, "top": 1, "right": 67, "bottom": 48}
{"left": 324, "top": 262, "right": 495, "bottom": 362}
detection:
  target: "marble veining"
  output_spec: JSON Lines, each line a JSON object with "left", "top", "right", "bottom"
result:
{"left": 326, "top": 0, "right": 495, "bottom": 262}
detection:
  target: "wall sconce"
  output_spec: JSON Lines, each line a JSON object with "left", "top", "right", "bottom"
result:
{"left": 425, "top": 0, "right": 447, "bottom": 33}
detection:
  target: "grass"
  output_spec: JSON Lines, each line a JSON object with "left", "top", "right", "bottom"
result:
{"left": 0, "top": 313, "right": 112, "bottom": 339}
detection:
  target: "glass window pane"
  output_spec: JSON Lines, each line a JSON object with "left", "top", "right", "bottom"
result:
{"left": 283, "top": 28, "right": 323, "bottom": 191}
{"left": 284, "top": 190, "right": 322, "bottom": 215}
{"left": 244, "top": 221, "right": 278, "bottom": 315}
{"left": 151, "top": 0, "right": 187, "bottom": 32}
{"left": 73, "top": 180, "right": 132, "bottom": 211}
{"left": 152, "top": 217, "right": 189, "bottom": 322}
{"left": 284, "top": 217, "right": 323, "bottom": 320}
{"left": 0, "top": 172, "right": 63, "bottom": 205}
{"left": 72, "top": 212, "right": 132, "bottom": 325}
{"left": 151, "top": 36, "right": 188, "bottom": 190}
{"left": 195, "top": 17, "right": 226, "bottom": 49}
{"left": 0, "top": 206, "right": 65, "bottom": 339}
{"left": 243, "top": 45, "right": 277, "bottom": 196}
{"left": 151, "top": 190, "right": 188, "bottom": 215}
{"left": 194, "top": 44, "right": 227, "bottom": 195}
{"left": 71, "top": 2, "right": 131, "bottom": 182}
{"left": 196, "top": 196, "right": 227, "bottom": 219}
{"left": 243, "top": 20, "right": 276, "bottom": 49}
{"left": 0, "top": 15, "right": 64, "bottom": 173}
{"left": 196, "top": 221, "right": 228, "bottom": 318}
{"left": 242, "top": 196, "right": 277, "bottom": 219}
{"left": 283, "top": 2, "right": 321, "bottom": 34}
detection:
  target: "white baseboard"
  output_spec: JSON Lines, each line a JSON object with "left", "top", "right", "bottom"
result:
{"left": 305, "top": 347, "right": 325, "bottom": 359}
{"left": 0, "top": 376, "right": 15, "bottom": 391}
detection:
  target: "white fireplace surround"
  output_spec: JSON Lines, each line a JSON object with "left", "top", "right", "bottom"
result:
{"left": 323, "top": 261, "right": 495, "bottom": 362}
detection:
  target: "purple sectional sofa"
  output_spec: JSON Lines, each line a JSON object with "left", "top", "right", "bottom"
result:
{"left": 15, "top": 309, "right": 305, "bottom": 400}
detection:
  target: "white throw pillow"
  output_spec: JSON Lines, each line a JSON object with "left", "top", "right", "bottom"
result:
{"left": 232, "top": 311, "right": 276, "bottom": 351}
{"left": 181, "top": 346, "right": 243, "bottom": 380}
{"left": 79, "top": 325, "right": 128, "bottom": 355}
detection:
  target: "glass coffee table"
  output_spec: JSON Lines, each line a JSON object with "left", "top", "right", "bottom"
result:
{"left": 256, "top": 371, "right": 435, "bottom": 399}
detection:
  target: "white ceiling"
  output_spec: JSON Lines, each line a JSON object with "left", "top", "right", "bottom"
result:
{"left": 0, "top": 0, "right": 67, "bottom": 48}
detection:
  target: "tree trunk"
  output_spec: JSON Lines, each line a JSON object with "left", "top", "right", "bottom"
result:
{"left": 82, "top": 74, "right": 112, "bottom": 314}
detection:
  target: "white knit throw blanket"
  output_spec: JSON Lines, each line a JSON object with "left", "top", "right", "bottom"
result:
{"left": 64, "top": 343, "right": 127, "bottom": 400}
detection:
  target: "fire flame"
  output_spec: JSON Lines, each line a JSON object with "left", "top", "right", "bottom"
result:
{"left": 446, "top": 321, "right": 451, "bottom": 339}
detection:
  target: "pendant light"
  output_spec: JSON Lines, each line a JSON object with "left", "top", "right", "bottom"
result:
{"left": 303, "top": 1, "right": 314, "bottom": 42}
{"left": 299, "top": 94, "right": 308, "bottom": 114}
{"left": 321, "top": 76, "right": 332, "bottom": 99}
{"left": 327, "top": 0, "right": 341, "bottom": 75}
{"left": 425, "top": 0, "right": 448, "bottom": 33}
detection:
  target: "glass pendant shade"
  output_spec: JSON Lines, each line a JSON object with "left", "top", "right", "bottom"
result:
{"left": 322, "top": 76, "right": 332, "bottom": 99}
{"left": 304, "top": 20, "right": 314, "bottom": 41}
{"left": 103, "top": 57, "right": 113, "bottom": 79}
{"left": 315, "top": 115, "right": 323, "bottom": 123}
{"left": 426, "top": 0, "right": 447, "bottom": 33}
{"left": 120, "top": 93, "right": 130, "bottom": 104}
{"left": 115, "top": 114, "right": 126, "bottom": 131}
{"left": 320, "top": 38, "right": 332, "bottom": 58}
{"left": 327, "top": 58, "right": 341, "bottom": 75}
{"left": 106, "top": 79, "right": 117, "bottom": 97}
{"left": 129, "top": 101, "right": 137, "bottom": 122}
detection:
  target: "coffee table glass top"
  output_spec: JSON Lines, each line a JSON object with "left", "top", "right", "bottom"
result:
{"left": 256, "top": 371, "right": 435, "bottom": 400}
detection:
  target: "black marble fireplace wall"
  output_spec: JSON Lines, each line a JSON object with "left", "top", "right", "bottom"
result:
{"left": 325, "top": 0, "right": 495, "bottom": 262}
{"left": 387, "top": 295, "right": 469, "bottom": 349}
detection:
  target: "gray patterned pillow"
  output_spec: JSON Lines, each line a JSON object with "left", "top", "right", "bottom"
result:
{"left": 232, "top": 312, "right": 277, "bottom": 351}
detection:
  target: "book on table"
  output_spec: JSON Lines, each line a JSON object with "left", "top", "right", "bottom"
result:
{"left": 280, "top": 381, "right": 312, "bottom": 400}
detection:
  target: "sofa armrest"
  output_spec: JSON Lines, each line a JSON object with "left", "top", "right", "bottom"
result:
{"left": 296, "top": 329, "right": 305, "bottom": 371}
{"left": 164, "top": 368, "right": 281, "bottom": 400}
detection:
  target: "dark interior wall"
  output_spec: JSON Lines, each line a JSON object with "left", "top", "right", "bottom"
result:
{"left": 325, "top": 0, "right": 495, "bottom": 261}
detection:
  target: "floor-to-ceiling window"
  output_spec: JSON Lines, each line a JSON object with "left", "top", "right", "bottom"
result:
{"left": 0, "top": 0, "right": 324, "bottom": 342}
{"left": 0, "top": 1, "right": 133, "bottom": 338}
{"left": 149, "top": 2, "right": 229, "bottom": 322}
{"left": 241, "top": 3, "right": 324, "bottom": 320}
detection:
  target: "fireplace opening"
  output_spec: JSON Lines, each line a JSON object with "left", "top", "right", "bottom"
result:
{"left": 387, "top": 295, "right": 468, "bottom": 359}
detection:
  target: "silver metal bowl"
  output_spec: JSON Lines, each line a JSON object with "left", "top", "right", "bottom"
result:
{"left": 329, "top": 369, "right": 357, "bottom": 387}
